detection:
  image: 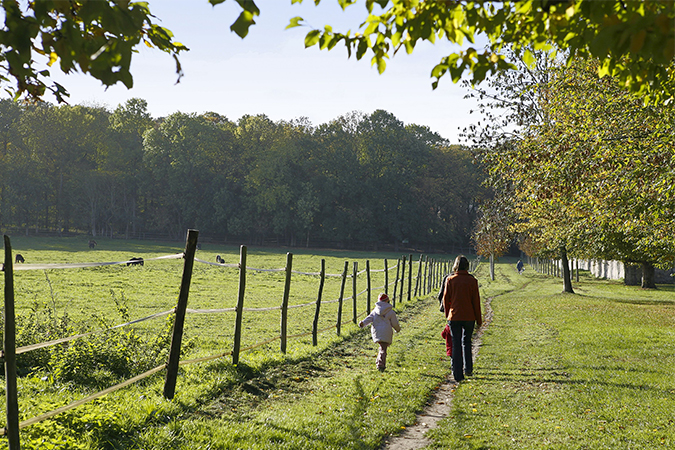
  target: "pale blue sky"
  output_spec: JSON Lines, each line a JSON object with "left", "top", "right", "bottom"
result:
{"left": 46, "top": 1, "right": 480, "bottom": 144}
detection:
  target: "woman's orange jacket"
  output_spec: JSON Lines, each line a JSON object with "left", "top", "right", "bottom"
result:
{"left": 442, "top": 270, "right": 482, "bottom": 326}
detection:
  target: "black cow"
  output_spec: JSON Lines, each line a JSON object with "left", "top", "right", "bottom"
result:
{"left": 15, "top": 254, "right": 25, "bottom": 263}
{"left": 88, "top": 240, "right": 97, "bottom": 249}
{"left": 216, "top": 255, "right": 225, "bottom": 264}
{"left": 127, "top": 257, "right": 144, "bottom": 266}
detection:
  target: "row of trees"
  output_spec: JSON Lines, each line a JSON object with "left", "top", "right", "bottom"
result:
{"left": 0, "top": 100, "right": 484, "bottom": 249}
{"left": 470, "top": 51, "right": 674, "bottom": 288}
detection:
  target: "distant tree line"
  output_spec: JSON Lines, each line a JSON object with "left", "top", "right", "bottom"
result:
{"left": 0, "top": 99, "right": 484, "bottom": 250}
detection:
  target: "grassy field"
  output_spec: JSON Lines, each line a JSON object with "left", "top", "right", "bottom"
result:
{"left": 1, "top": 236, "right": 674, "bottom": 449}
{"left": 429, "top": 261, "right": 675, "bottom": 449}
{"left": 3, "top": 235, "right": 434, "bottom": 357}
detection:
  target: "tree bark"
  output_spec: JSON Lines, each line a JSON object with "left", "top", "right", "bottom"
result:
{"left": 561, "top": 246, "right": 574, "bottom": 293}
{"left": 641, "top": 261, "right": 657, "bottom": 289}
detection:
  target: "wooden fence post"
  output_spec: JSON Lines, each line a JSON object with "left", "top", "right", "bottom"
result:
{"left": 431, "top": 258, "right": 435, "bottom": 292}
{"left": 163, "top": 229, "right": 199, "bottom": 400}
{"left": 232, "top": 245, "right": 247, "bottom": 365}
{"left": 439, "top": 260, "right": 442, "bottom": 286}
{"left": 366, "top": 260, "right": 371, "bottom": 313}
{"left": 408, "top": 254, "right": 413, "bottom": 303}
{"left": 352, "top": 261, "right": 358, "bottom": 324}
{"left": 424, "top": 256, "right": 433, "bottom": 294}
{"left": 280, "top": 252, "right": 293, "bottom": 354}
{"left": 393, "top": 259, "right": 400, "bottom": 307}
{"left": 414, "top": 255, "right": 423, "bottom": 297}
{"left": 3, "top": 236, "right": 20, "bottom": 450}
{"left": 422, "top": 256, "right": 429, "bottom": 295}
{"left": 312, "top": 259, "right": 325, "bottom": 346}
{"left": 399, "top": 255, "right": 406, "bottom": 304}
{"left": 336, "top": 261, "right": 348, "bottom": 336}
{"left": 384, "top": 259, "right": 389, "bottom": 295}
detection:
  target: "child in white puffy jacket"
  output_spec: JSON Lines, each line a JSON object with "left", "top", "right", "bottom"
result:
{"left": 359, "top": 293, "right": 401, "bottom": 371}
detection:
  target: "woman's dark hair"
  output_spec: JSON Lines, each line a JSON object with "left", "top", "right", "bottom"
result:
{"left": 452, "top": 255, "right": 470, "bottom": 272}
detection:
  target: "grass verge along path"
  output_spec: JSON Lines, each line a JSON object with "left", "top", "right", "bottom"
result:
{"left": 428, "top": 262, "right": 675, "bottom": 449}
{"left": 131, "top": 293, "right": 453, "bottom": 449}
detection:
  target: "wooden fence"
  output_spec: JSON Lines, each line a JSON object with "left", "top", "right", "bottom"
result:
{"left": 527, "top": 256, "right": 580, "bottom": 281}
{"left": 1, "top": 230, "right": 452, "bottom": 449}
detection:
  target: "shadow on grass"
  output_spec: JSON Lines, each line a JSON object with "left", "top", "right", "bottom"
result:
{"left": 477, "top": 365, "right": 672, "bottom": 396}
{"left": 37, "top": 295, "right": 438, "bottom": 448}
{"left": 607, "top": 297, "right": 675, "bottom": 307}
{"left": 569, "top": 289, "right": 675, "bottom": 307}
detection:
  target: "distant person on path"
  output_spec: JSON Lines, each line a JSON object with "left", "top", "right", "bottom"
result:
{"left": 443, "top": 255, "right": 482, "bottom": 383}
{"left": 516, "top": 260, "right": 524, "bottom": 274}
{"left": 359, "top": 293, "right": 401, "bottom": 372}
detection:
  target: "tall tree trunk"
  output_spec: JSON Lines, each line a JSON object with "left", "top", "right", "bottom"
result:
{"left": 561, "top": 246, "right": 574, "bottom": 293}
{"left": 641, "top": 261, "right": 657, "bottom": 289}
{"left": 489, "top": 253, "right": 495, "bottom": 281}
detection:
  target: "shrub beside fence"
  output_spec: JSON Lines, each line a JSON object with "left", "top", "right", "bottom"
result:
{"left": 1, "top": 230, "right": 453, "bottom": 449}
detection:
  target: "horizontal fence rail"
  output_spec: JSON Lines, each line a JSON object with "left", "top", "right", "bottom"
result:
{"left": 1, "top": 232, "right": 453, "bottom": 448}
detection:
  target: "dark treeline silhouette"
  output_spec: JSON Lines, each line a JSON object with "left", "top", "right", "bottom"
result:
{"left": 0, "top": 99, "right": 484, "bottom": 250}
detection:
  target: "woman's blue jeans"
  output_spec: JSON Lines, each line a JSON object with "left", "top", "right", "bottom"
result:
{"left": 450, "top": 320, "right": 475, "bottom": 382}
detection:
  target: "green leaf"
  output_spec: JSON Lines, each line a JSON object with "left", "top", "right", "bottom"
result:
{"left": 522, "top": 48, "right": 535, "bottom": 69}
{"left": 356, "top": 37, "right": 369, "bottom": 59}
{"left": 375, "top": 56, "right": 386, "bottom": 74}
{"left": 305, "top": 30, "right": 321, "bottom": 47}
{"left": 230, "top": 11, "right": 257, "bottom": 38}
{"left": 286, "top": 17, "right": 304, "bottom": 30}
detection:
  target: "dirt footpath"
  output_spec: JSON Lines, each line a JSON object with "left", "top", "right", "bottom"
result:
{"left": 382, "top": 297, "right": 494, "bottom": 450}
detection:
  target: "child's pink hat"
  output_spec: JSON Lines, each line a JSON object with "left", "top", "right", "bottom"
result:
{"left": 378, "top": 293, "right": 389, "bottom": 302}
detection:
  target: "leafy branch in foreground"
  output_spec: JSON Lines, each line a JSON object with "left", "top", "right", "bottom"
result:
{"left": 0, "top": 1, "right": 188, "bottom": 102}
{"left": 3, "top": 1, "right": 673, "bottom": 105}
{"left": 288, "top": 0, "right": 675, "bottom": 103}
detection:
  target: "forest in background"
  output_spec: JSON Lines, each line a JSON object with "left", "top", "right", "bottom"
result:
{"left": 0, "top": 99, "right": 484, "bottom": 251}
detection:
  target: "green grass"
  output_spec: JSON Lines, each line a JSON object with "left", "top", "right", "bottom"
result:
{"left": 2, "top": 237, "right": 674, "bottom": 449}
{"left": 4, "top": 235, "right": 430, "bottom": 355}
{"left": 2, "top": 235, "right": 450, "bottom": 449}
{"left": 428, "top": 260, "right": 675, "bottom": 449}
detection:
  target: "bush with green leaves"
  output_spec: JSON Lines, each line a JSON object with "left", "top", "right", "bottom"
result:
{"left": 12, "top": 300, "right": 74, "bottom": 375}
{"left": 8, "top": 289, "right": 175, "bottom": 388}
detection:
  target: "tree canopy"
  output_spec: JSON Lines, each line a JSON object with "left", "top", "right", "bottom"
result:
{"left": 477, "top": 53, "right": 675, "bottom": 287}
{"left": 1, "top": 1, "right": 672, "bottom": 103}
{"left": 0, "top": 100, "right": 482, "bottom": 250}
{"left": 287, "top": 0, "right": 675, "bottom": 102}
{"left": 0, "top": 1, "right": 187, "bottom": 102}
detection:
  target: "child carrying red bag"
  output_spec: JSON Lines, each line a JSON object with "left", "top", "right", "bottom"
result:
{"left": 438, "top": 274, "right": 452, "bottom": 357}
{"left": 441, "top": 324, "right": 452, "bottom": 356}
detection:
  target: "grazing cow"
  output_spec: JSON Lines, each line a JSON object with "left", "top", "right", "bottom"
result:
{"left": 15, "top": 254, "right": 25, "bottom": 263}
{"left": 216, "top": 255, "right": 225, "bottom": 264}
{"left": 88, "top": 240, "right": 97, "bottom": 249}
{"left": 127, "top": 257, "right": 144, "bottom": 266}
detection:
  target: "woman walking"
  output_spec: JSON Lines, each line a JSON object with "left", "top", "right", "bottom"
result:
{"left": 442, "top": 255, "right": 482, "bottom": 383}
